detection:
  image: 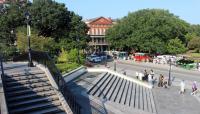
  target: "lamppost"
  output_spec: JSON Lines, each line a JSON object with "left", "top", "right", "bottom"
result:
{"left": 114, "top": 61, "right": 116, "bottom": 71}
{"left": 168, "top": 58, "right": 172, "bottom": 86}
{"left": 76, "top": 37, "right": 80, "bottom": 64}
{"left": 25, "top": 11, "right": 34, "bottom": 67}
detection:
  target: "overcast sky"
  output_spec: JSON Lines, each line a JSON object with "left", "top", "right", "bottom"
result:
{"left": 56, "top": 0, "right": 200, "bottom": 24}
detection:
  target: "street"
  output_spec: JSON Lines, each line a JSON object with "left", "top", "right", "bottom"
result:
{"left": 106, "top": 60, "right": 200, "bottom": 86}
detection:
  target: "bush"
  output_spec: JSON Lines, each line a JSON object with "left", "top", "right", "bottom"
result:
{"left": 56, "top": 63, "right": 80, "bottom": 74}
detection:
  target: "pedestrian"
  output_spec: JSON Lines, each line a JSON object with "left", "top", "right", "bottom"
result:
{"left": 191, "top": 81, "right": 198, "bottom": 95}
{"left": 150, "top": 69, "right": 155, "bottom": 79}
{"left": 179, "top": 80, "right": 185, "bottom": 94}
{"left": 143, "top": 69, "right": 148, "bottom": 81}
{"left": 158, "top": 74, "right": 164, "bottom": 87}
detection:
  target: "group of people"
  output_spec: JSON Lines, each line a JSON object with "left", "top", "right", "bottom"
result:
{"left": 137, "top": 69, "right": 199, "bottom": 95}
{"left": 142, "top": 69, "right": 155, "bottom": 85}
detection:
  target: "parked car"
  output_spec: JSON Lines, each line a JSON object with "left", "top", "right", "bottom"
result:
{"left": 97, "top": 53, "right": 108, "bottom": 60}
{"left": 86, "top": 54, "right": 102, "bottom": 63}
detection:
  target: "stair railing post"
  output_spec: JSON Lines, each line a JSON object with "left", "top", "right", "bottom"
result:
{"left": 0, "top": 54, "right": 5, "bottom": 77}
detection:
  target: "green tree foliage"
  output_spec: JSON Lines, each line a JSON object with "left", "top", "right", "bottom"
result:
{"left": 190, "top": 25, "right": 200, "bottom": 37}
{"left": 167, "top": 38, "right": 187, "bottom": 54}
{"left": 0, "top": 0, "right": 88, "bottom": 56}
{"left": 16, "top": 27, "right": 56, "bottom": 53}
{"left": 188, "top": 36, "right": 200, "bottom": 52}
{"left": 106, "top": 9, "right": 190, "bottom": 54}
{"left": 56, "top": 48, "right": 85, "bottom": 73}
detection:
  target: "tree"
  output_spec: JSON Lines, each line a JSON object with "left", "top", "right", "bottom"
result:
{"left": 188, "top": 36, "right": 200, "bottom": 52}
{"left": 0, "top": 0, "right": 89, "bottom": 57}
{"left": 190, "top": 24, "right": 200, "bottom": 37}
{"left": 167, "top": 38, "right": 187, "bottom": 54}
{"left": 16, "top": 27, "right": 56, "bottom": 53}
{"left": 106, "top": 9, "right": 190, "bottom": 54}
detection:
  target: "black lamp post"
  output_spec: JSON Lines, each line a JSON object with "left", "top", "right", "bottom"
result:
{"left": 168, "top": 58, "right": 172, "bottom": 86}
{"left": 76, "top": 37, "right": 80, "bottom": 64}
{"left": 25, "top": 11, "right": 34, "bottom": 67}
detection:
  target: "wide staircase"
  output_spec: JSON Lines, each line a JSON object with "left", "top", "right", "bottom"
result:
{"left": 3, "top": 64, "right": 66, "bottom": 114}
{"left": 87, "top": 72, "right": 156, "bottom": 114}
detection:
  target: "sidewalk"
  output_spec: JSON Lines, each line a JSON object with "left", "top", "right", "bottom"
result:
{"left": 153, "top": 86, "right": 200, "bottom": 114}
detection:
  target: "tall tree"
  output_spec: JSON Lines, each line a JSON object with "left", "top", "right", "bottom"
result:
{"left": 167, "top": 38, "right": 187, "bottom": 54}
{"left": 0, "top": 0, "right": 89, "bottom": 57}
{"left": 106, "top": 9, "right": 190, "bottom": 54}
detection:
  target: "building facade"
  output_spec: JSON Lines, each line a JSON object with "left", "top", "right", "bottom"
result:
{"left": 0, "top": 0, "right": 5, "bottom": 3}
{"left": 85, "top": 17, "right": 115, "bottom": 53}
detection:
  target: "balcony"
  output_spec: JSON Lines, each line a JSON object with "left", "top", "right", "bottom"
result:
{"left": 88, "top": 41, "right": 109, "bottom": 46}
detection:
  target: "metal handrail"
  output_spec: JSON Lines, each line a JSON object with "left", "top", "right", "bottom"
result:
{"left": 0, "top": 54, "right": 5, "bottom": 77}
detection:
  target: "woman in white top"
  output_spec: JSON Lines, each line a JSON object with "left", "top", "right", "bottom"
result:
{"left": 180, "top": 80, "right": 185, "bottom": 94}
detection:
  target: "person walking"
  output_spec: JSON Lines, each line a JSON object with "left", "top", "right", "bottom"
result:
{"left": 180, "top": 80, "right": 185, "bottom": 94}
{"left": 158, "top": 74, "right": 164, "bottom": 87}
{"left": 191, "top": 81, "right": 198, "bottom": 95}
{"left": 143, "top": 69, "right": 148, "bottom": 81}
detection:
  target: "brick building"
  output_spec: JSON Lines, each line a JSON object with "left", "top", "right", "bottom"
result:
{"left": 85, "top": 17, "right": 115, "bottom": 53}
{"left": 0, "top": 0, "right": 6, "bottom": 4}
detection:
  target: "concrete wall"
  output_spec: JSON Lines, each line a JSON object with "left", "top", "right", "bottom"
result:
{"left": 63, "top": 66, "right": 87, "bottom": 83}
{"left": 0, "top": 75, "right": 8, "bottom": 114}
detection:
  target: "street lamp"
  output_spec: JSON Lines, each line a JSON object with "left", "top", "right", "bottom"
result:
{"left": 168, "top": 58, "right": 172, "bottom": 86}
{"left": 25, "top": 11, "right": 34, "bottom": 67}
{"left": 76, "top": 37, "right": 80, "bottom": 64}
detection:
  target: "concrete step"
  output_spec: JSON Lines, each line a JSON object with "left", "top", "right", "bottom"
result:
{"left": 7, "top": 86, "right": 53, "bottom": 97}
{"left": 6, "top": 82, "right": 51, "bottom": 92}
{"left": 127, "top": 82, "right": 133, "bottom": 106}
{"left": 115, "top": 79, "right": 127, "bottom": 103}
{"left": 92, "top": 73, "right": 110, "bottom": 96}
{"left": 95, "top": 73, "right": 113, "bottom": 98}
{"left": 105, "top": 76, "right": 120, "bottom": 99}
{"left": 9, "top": 100, "right": 62, "bottom": 114}
{"left": 110, "top": 78, "right": 124, "bottom": 101}
{"left": 6, "top": 69, "right": 44, "bottom": 77}
{"left": 6, "top": 77, "right": 49, "bottom": 87}
{"left": 8, "top": 95, "right": 59, "bottom": 108}
{"left": 87, "top": 72, "right": 108, "bottom": 93}
{"left": 134, "top": 84, "right": 139, "bottom": 109}
{"left": 29, "top": 106, "right": 65, "bottom": 114}
{"left": 5, "top": 67, "right": 42, "bottom": 75}
{"left": 148, "top": 88, "right": 156, "bottom": 113}
{"left": 139, "top": 86, "right": 143, "bottom": 110}
{"left": 5, "top": 73, "right": 46, "bottom": 81}
{"left": 121, "top": 80, "right": 130, "bottom": 105}
{"left": 100, "top": 75, "right": 117, "bottom": 99}
{"left": 143, "top": 87, "right": 148, "bottom": 112}
{"left": 8, "top": 90, "right": 56, "bottom": 102}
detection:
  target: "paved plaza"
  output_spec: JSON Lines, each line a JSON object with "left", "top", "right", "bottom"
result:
{"left": 66, "top": 60, "right": 200, "bottom": 114}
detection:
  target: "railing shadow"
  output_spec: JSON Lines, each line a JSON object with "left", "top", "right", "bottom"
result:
{"left": 3, "top": 69, "right": 65, "bottom": 114}
{"left": 65, "top": 73, "right": 114, "bottom": 114}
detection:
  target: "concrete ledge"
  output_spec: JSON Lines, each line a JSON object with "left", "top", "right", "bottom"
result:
{"left": 0, "top": 75, "right": 8, "bottom": 114}
{"left": 87, "top": 68, "right": 153, "bottom": 89}
{"left": 63, "top": 66, "right": 87, "bottom": 83}
{"left": 36, "top": 63, "right": 73, "bottom": 114}
{"left": 36, "top": 63, "right": 59, "bottom": 90}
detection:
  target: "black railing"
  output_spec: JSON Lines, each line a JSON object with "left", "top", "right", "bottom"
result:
{"left": 13, "top": 51, "right": 81, "bottom": 114}
{"left": 0, "top": 54, "right": 4, "bottom": 78}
